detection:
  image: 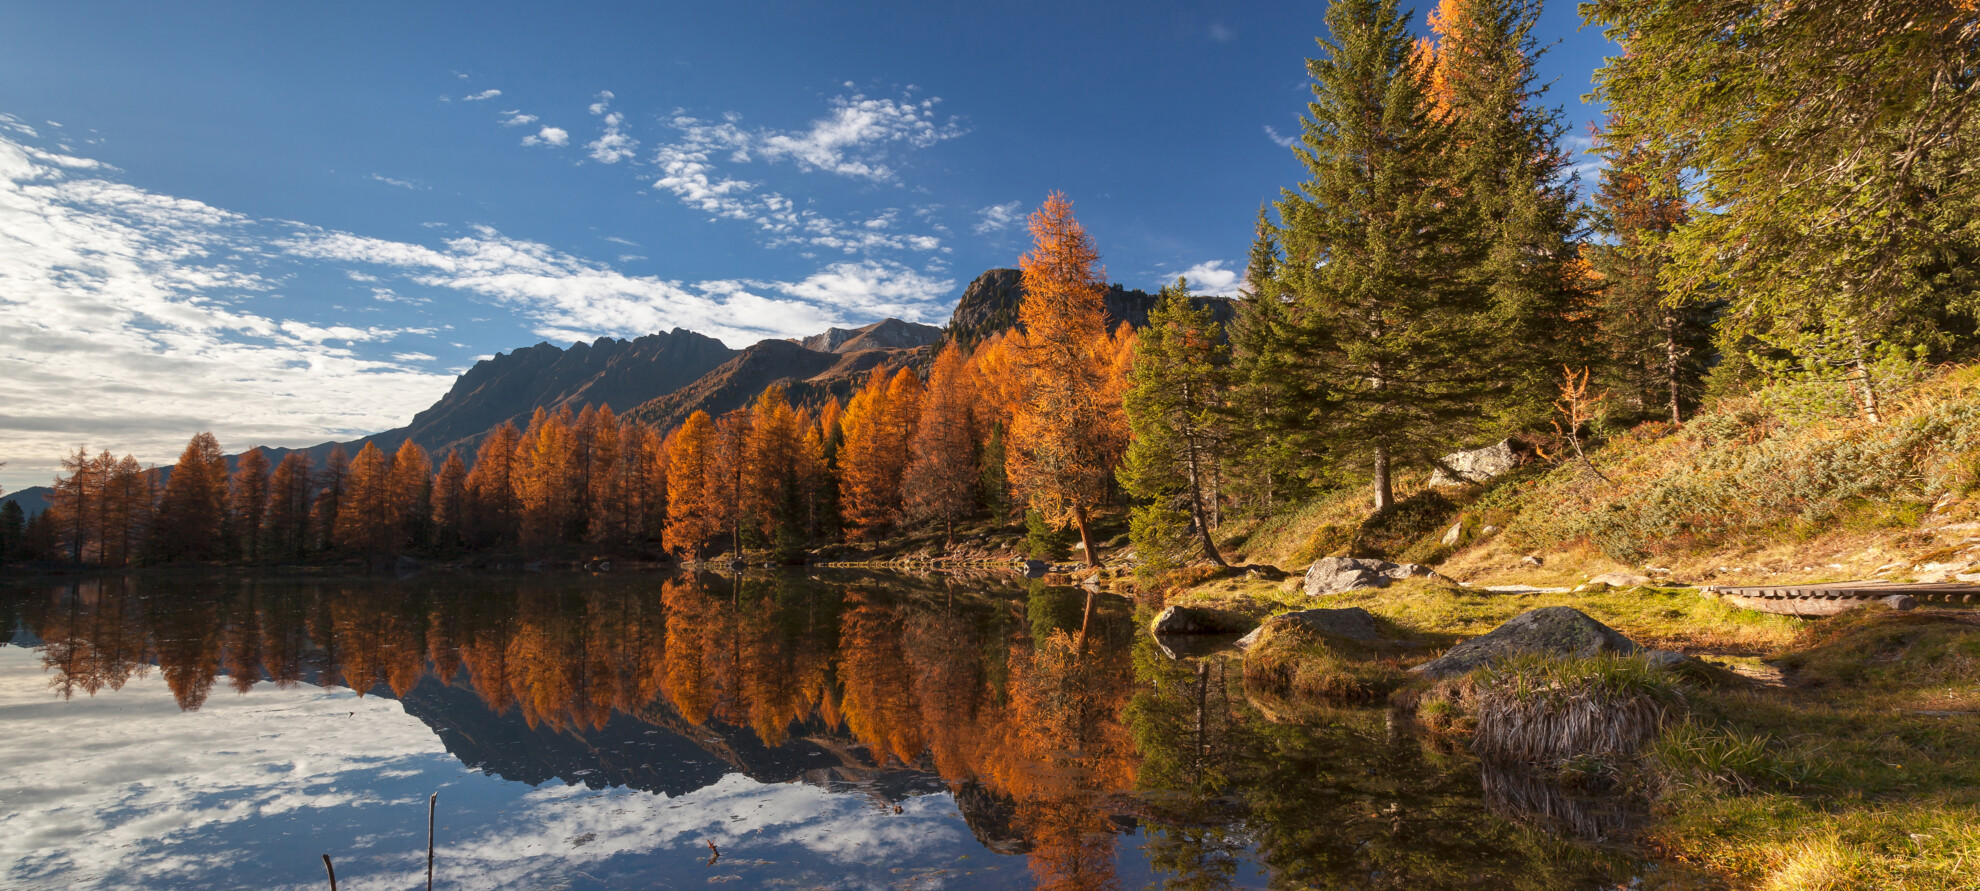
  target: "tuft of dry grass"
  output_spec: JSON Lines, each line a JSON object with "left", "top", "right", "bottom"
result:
{"left": 1470, "top": 654, "right": 1683, "bottom": 767}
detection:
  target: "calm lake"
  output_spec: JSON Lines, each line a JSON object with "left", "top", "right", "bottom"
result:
{"left": 0, "top": 572, "right": 1663, "bottom": 889}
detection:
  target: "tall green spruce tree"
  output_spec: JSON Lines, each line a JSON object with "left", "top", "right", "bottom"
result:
{"left": 1225, "top": 211, "right": 1312, "bottom": 516}
{"left": 1121, "top": 278, "right": 1231, "bottom": 570}
{"left": 1586, "top": 0, "right": 1980, "bottom": 423}
{"left": 1263, "top": 0, "right": 1494, "bottom": 512}
{"left": 1429, "top": 0, "right": 1587, "bottom": 428}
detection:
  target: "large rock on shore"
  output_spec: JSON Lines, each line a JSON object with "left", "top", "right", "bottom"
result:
{"left": 1303, "top": 556, "right": 1440, "bottom": 597}
{"left": 1411, "top": 606, "right": 1641, "bottom": 679}
{"left": 1235, "top": 607, "right": 1382, "bottom": 650}
{"left": 1149, "top": 604, "right": 1256, "bottom": 636}
{"left": 1427, "top": 438, "right": 1530, "bottom": 487}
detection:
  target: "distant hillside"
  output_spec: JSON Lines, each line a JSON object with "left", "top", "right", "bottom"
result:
{"left": 798, "top": 318, "right": 943, "bottom": 354}
{"left": 247, "top": 327, "right": 736, "bottom": 469}
{"left": 947, "top": 268, "right": 1236, "bottom": 345}
{"left": 0, "top": 486, "right": 51, "bottom": 518}
{"left": 624, "top": 338, "right": 931, "bottom": 431}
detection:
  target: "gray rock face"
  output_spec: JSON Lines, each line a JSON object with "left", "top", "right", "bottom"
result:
{"left": 1235, "top": 607, "right": 1383, "bottom": 650}
{"left": 1411, "top": 606, "right": 1641, "bottom": 679}
{"left": 1303, "top": 557, "right": 1439, "bottom": 597}
{"left": 1428, "top": 438, "right": 1529, "bottom": 487}
{"left": 1149, "top": 605, "right": 1255, "bottom": 636}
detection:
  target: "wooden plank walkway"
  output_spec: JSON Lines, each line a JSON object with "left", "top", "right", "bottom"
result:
{"left": 1702, "top": 581, "right": 1979, "bottom": 616}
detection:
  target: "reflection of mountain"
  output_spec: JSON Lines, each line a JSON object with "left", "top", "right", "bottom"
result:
{"left": 393, "top": 665, "right": 950, "bottom": 804}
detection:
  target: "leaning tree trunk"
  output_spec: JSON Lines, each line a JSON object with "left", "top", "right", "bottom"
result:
{"left": 1184, "top": 435, "right": 1228, "bottom": 567}
{"left": 1072, "top": 501, "right": 1101, "bottom": 568}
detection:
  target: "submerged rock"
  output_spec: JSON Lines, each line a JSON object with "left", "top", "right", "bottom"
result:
{"left": 1303, "top": 557, "right": 1440, "bottom": 597}
{"left": 1149, "top": 604, "right": 1255, "bottom": 636}
{"left": 1411, "top": 606, "right": 1640, "bottom": 679}
{"left": 1235, "top": 607, "right": 1382, "bottom": 650}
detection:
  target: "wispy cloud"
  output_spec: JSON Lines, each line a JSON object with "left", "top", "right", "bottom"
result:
{"left": 1264, "top": 124, "right": 1295, "bottom": 149}
{"left": 521, "top": 126, "right": 568, "bottom": 147}
{"left": 0, "top": 132, "right": 451, "bottom": 489}
{"left": 973, "top": 200, "right": 1024, "bottom": 235}
{"left": 462, "top": 89, "right": 502, "bottom": 101}
{"left": 584, "top": 92, "right": 637, "bottom": 164}
{"left": 498, "top": 110, "right": 538, "bottom": 127}
{"left": 1208, "top": 22, "right": 1236, "bottom": 43}
{"left": 367, "top": 173, "right": 425, "bottom": 190}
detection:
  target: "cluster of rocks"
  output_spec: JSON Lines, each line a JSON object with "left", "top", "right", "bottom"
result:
{"left": 1301, "top": 556, "right": 1445, "bottom": 596}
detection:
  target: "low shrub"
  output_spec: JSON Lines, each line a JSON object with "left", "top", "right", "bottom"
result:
{"left": 1471, "top": 655, "right": 1685, "bottom": 767}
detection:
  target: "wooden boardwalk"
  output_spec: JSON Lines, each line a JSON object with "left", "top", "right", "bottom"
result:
{"left": 1702, "top": 581, "right": 1979, "bottom": 616}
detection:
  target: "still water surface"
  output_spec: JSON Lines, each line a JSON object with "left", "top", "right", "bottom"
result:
{"left": 0, "top": 572, "right": 1658, "bottom": 889}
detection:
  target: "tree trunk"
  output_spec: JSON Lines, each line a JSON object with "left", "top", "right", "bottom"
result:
{"left": 1075, "top": 587, "right": 1098, "bottom": 655}
{"left": 1183, "top": 436, "right": 1228, "bottom": 567}
{"left": 1372, "top": 444, "right": 1394, "bottom": 513}
{"left": 1663, "top": 312, "right": 1683, "bottom": 424}
{"left": 1071, "top": 501, "right": 1100, "bottom": 567}
{"left": 1853, "top": 340, "right": 1884, "bottom": 425}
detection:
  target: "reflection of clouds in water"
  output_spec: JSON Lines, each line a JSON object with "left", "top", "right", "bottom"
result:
{"left": 0, "top": 647, "right": 444, "bottom": 888}
{"left": 0, "top": 648, "right": 988, "bottom": 890}
{"left": 435, "top": 776, "right": 972, "bottom": 888}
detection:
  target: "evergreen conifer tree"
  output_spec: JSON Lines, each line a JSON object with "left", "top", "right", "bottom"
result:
{"left": 1120, "top": 278, "right": 1230, "bottom": 568}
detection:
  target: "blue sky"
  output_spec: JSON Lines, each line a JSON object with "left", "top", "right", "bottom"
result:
{"left": 0, "top": 0, "right": 1617, "bottom": 490}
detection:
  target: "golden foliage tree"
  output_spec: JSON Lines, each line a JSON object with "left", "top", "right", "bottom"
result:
{"left": 464, "top": 422, "right": 522, "bottom": 547}
{"left": 230, "top": 448, "right": 272, "bottom": 561}
{"left": 665, "top": 410, "right": 720, "bottom": 558}
{"left": 264, "top": 452, "right": 312, "bottom": 560}
{"left": 431, "top": 449, "right": 468, "bottom": 549}
{"left": 386, "top": 440, "right": 432, "bottom": 549}
{"left": 904, "top": 342, "right": 979, "bottom": 543}
{"left": 334, "top": 442, "right": 393, "bottom": 552}
{"left": 152, "top": 433, "right": 228, "bottom": 561}
{"left": 1008, "top": 193, "right": 1123, "bottom": 565}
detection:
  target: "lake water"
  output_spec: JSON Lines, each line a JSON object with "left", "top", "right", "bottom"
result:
{"left": 0, "top": 572, "right": 1663, "bottom": 889}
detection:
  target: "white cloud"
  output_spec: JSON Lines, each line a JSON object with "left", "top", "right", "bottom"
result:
{"left": 973, "top": 200, "right": 1024, "bottom": 235}
{"left": 367, "top": 173, "right": 424, "bottom": 190}
{"left": 0, "top": 132, "right": 451, "bottom": 490}
{"left": 752, "top": 94, "right": 965, "bottom": 181}
{"left": 1178, "top": 260, "right": 1243, "bottom": 296}
{"left": 521, "top": 126, "right": 568, "bottom": 147}
{"left": 587, "top": 90, "right": 616, "bottom": 116}
{"left": 463, "top": 89, "right": 502, "bottom": 101}
{"left": 498, "top": 110, "right": 538, "bottom": 127}
{"left": 587, "top": 114, "right": 636, "bottom": 164}
{"left": 1264, "top": 124, "right": 1296, "bottom": 149}
{"left": 283, "top": 228, "right": 953, "bottom": 347}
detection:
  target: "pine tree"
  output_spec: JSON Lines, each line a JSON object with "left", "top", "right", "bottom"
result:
{"left": 1007, "top": 192, "right": 1122, "bottom": 566}
{"left": 1587, "top": 117, "right": 1713, "bottom": 423}
{"left": 230, "top": 448, "right": 272, "bottom": 561}
{"left": 904, "top": 342, "right": 979, "bottom": 544}
{"left": 1265, "top": 0, "right": 1493, "bottom": 512}
{"left": 1586, "top": 0, "right": 1980, "bottom": 422}
{"left": 1423, "top": 0, "right": 1586, "bottom": 428}
{"left": 1121, "top": 278, "right": 1231, "bottom": 568}
{"left": 1224, "top": 211, "right": 1310, "bottom": 514}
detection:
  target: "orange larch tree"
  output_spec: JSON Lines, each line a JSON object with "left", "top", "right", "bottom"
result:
{"left": 1007, "top": 193, "right": 1122, "bottom": 566}
{"left": 386, "top": 440, "right": 432, "bottom": 549}
{"left": 334, "top": 442, "right": 392, "bottom": 552}
{"left": 431, "top": 449, "right": 468, "bottom": 549}
{"left": 151, "top": 433, "right": 228, "bottom": 562}
{"left": 464, "top": 421, "right": 522, "bottom": 547}
{"left": 665, "top": 409, "right": 720, "bottom": 558}
{"left": 230, "top": 448, "right": 272, "bottom": 561}
{"left": 904, "top": 342, "right": 978, "bottom": 543}
{"left": 264, "top": 451, "right": 312, "bottom": 560}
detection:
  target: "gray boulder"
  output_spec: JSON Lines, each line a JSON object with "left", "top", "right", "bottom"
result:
{"left": 1428, "top": 438, "right": 1529, "bottom": 487}
{"left": 1588, "top": 572, "right": 1651, "bottom": 588}
{"left": 1236, "top": 607, "right": 1383, "bottom": 650}
{"left": 1022, "top": 559, "right": 1050, "bottom": 578}
{"left": 1303, "top": 556, "right": 1440, "bottom": 597}
{"left": 1149, "top": 605, "right": 1256, "bottom": 636}
{"left": 1411, "top": 606, "right": 1640, "bottom": 679}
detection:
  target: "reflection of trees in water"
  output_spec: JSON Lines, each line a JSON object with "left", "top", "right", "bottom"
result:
{"left": 1478, "top": 761, "right": 1635, "bottom": 843}
{"left": 1120, "top": 629, "right": 1644, "bottom": 890}
{"left": 5, "top": 573, "right": 1143, "bottom": 879}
